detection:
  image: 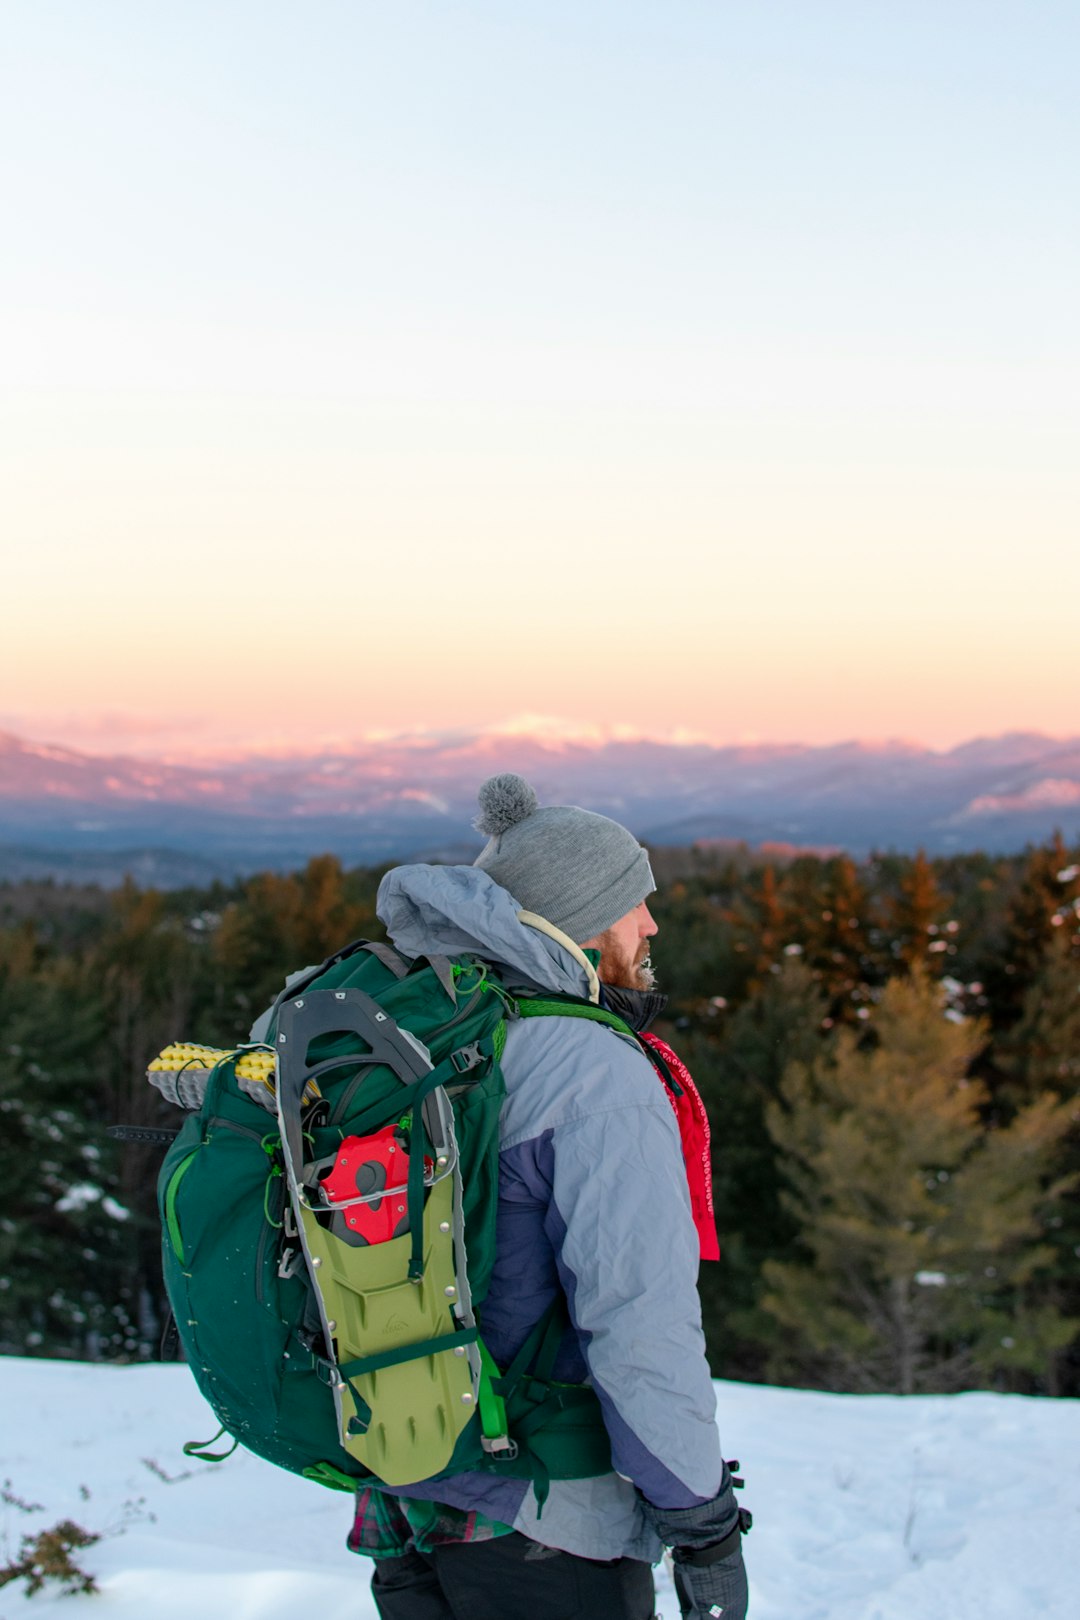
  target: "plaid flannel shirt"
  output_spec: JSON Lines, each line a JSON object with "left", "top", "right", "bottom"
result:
{"left": 348, "top": 1486, "right": 514, "bottom": 1560}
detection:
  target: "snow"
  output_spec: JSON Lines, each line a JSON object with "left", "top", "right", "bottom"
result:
{"left": 51, "top": 1187, "right": 129, "bottom": 1222}
{"left": 52, "top": 1185, "right": 101, "bottom": 1215}
{"left": 1, "top": 1359, "right": 1078, "bottom": 1618}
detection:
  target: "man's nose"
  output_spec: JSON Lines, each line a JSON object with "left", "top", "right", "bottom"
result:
{"left": 641, "top": 905, "right": 658, "bottom": 937}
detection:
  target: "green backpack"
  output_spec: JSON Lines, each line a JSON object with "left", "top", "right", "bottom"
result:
{"left": 157, "top": 937, "right": 631, "bottom": 1500}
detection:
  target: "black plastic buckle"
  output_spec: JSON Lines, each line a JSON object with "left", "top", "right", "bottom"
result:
{"left": 313, "top": 1356, "right": 340, "bottom": 1389}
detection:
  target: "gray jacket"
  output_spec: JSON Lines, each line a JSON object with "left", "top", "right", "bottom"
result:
{"left": 377, "top": 864, "right": 724, "bottom": 1563}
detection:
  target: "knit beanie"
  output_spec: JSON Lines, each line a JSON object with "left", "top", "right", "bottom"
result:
{"left": 472, "top": 773, "right": 655, "bottom": 944}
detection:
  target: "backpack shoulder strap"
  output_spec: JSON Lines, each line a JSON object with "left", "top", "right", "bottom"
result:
{"left": 514, "top": 993, "right": 638, "bottom": 1043}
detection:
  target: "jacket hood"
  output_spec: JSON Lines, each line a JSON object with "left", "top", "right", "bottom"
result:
{"left": 376, "top": 864, "right": 593, "bottom": 999}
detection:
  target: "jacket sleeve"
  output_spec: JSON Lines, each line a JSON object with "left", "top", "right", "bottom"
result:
{"left": 536, "top": 1024, "right": 725, "bottom": 1509}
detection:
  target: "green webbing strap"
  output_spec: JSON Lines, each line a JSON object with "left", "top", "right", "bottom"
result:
{"left": 405, "top": 1069, "right": 435, "bottom": 1280}
{"left": 470, "top": 1301, "right": 611, "bottom": 1509}
{"left": 476, "top": 1336, "right": 510, "bottom": 1445}
{"left": 182, "top": 1425, "right": 239, "bottom": 1462}
{"left": 515, "top": 997, "right": 637, "bottom": 1042}
{"left": 511, "top": 1383, "right": 597, "bottom": 1441}
{"left": 354, "top": 1030, "right": 496, "bottom": 1141}
{"left": 295, "top": 1342, "right": 374, "bottom": 1437}
{"left": 339, "top": 1325, "right": 478, "bottom": 1380}
{"left": 303, "top": 1461, "right": 362, "bottom": 1492}
{"left": 401, "top": 1032, "right": 498, "bottom": 1280}
{"left": 343, "top": 1377, "right": 374, "bottom": 1436}
{"left": 333, "top": 1030, "right": 496, "bottom": 1280}
{"left": 531, "top": 1452, "right": 552, "bottom": 1516}
{"left": 486, "top": 1295, "right": 599, "bottom": 1512}
{"left": 493, "top": 1298, "right": 561, "bottom": 1400}
{"left": 346, "top": 1380, "right": 375, "bottom": 1432}
{"left": 498, "top": 1298, "right": 587, "bottom": 1443}
{"left": 530, "top": 1296, "right": 569, "bottom": 1385}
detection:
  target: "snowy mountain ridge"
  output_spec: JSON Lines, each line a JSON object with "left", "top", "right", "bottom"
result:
{"left": 1, "top": 727, "right": 1079, "bottom": 880}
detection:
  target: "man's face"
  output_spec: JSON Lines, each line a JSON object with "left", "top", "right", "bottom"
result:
{"left": 583, "top": 900, "right": 658, "bottom": 991}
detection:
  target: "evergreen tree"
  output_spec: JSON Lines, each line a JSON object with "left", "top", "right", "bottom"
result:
{"left": 993, "top": 934, "right": 1080, "bottom": 1392}
{"left": 987, "top": 834, "right": 1080, "bottom": 1025}
{"left": 885, "top": 849, "right": 947, "bottom": 971}
{"left": 744, "top": 863, "right": 787, "bottom": 987}
{"left": 6, "top": 839, "right": 1080, "bottom": 1391}
{"left": 0, "top": 926, "right": 131, "bottom": 1357}
{"left": 789, "top": 855, "right": 881, "bottom": 1024}
{"left": 762, "top": 970, "right": 1078, "bottom": 1392}
{"left": 997, "top": 933, "right": 1080, "bottom": 1104}
{"left": 941, "top": 1090, "right": 1080, "bottom": 1394}
{"left": 691, "top": 962, "right": 828, "bottom": 1380}
{"left": 86, "top": 882, "right": 209, "bottom": 1355}
{"left": 650, "top": 881, "right": 746, "bottom": 1011}
{"left": 213, "top": 855, "right": 376, "bottom": 1031}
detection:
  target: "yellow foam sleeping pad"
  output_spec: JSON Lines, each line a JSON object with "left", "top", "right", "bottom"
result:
{"left": 147, "top": 1043, "right": 320, "bottom": 1113}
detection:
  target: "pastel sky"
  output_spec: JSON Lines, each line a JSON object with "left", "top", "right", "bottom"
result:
{"left": 2, "top": 1, "right": 1077, "bottom": 758}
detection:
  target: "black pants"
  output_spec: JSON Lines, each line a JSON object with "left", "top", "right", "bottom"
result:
{"left": 370, "top": 1531, "right": 656, "bottom": 1620}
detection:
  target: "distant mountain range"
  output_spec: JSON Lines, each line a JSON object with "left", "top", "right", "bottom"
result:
{"left": 1, "top": 728, "right": 1079, "bottom": 886}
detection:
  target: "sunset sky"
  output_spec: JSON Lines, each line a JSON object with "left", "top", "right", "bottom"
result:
{"left": 2, "top": 2, "right": 1077, "bottom": 759}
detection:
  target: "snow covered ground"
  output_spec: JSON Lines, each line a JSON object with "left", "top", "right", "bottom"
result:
{"left": 1, "top": 1358, "right": 1077, "bottom": 1618}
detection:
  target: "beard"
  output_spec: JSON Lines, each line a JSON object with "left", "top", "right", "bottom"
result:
{"left": 595, "top": 932, "right": 657, "bottom": 992}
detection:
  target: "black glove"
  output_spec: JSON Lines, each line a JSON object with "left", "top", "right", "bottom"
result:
{"left": 670, "top": 1517, "right": 750, "bottom": 1620}
{"left": 639, "top": 1461, "right": 752, "bottom": 1620}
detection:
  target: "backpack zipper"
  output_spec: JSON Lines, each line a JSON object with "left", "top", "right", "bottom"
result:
{"left": 164, "top": 1149, "right": 200, "bottom": 1262}
{"left": 206, "top": 1116, "right": 271, "bottom": 1144}
{"left": 255, "top": 1178, "right": 285, "bottom": 1306}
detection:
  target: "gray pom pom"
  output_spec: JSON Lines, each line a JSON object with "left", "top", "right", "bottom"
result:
{"left": 474, "top": 773, "right": 539, "bottom": 837}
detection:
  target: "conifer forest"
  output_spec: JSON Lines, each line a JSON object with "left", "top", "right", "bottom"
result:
{"left": 3, "top": 838, "right": 1079, "bottom": 1398}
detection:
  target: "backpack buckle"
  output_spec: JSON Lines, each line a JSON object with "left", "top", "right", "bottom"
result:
{"left": 312, "top": 1355, "right": 341, "bottom": 1389}
{"left": 277, "top": 1244, "right": 305, "bottom": 1281}
{"left": 481, "top": 1435, "right": 520, "bottom": 1462}
{"left": 450, "top": 1042, "right": 484, "bottom": 1075}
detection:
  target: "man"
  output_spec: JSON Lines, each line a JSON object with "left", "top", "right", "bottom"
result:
{"left": 351, "top": 773, "right": 750, "bottom": 1620}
